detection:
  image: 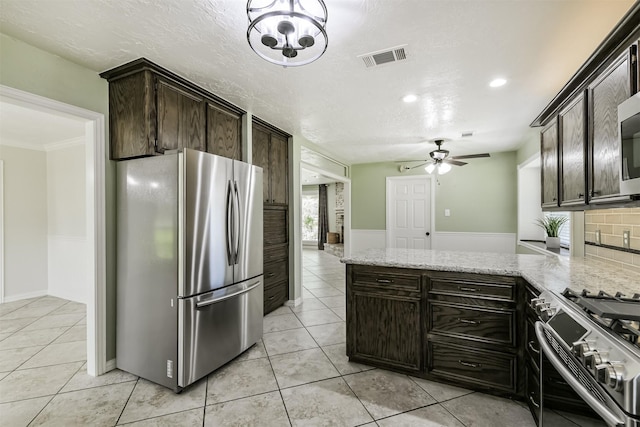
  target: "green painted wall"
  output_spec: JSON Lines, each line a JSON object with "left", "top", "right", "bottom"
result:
{"left": 351, "top": 151, "right": 518, "bottom": 233}
{"left": 0, "top": 33, "right": 116, "bottom": 360}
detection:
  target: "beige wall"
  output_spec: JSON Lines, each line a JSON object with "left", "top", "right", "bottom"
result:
{"left": 0, "top": 145, "right": 49, "bottom": 298}
{"left": 584, "top": 207, "right": 640, "bottom": 273}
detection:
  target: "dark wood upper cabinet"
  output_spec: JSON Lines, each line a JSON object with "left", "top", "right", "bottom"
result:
{"left": 251, "top": 122, "right": 289, "bottom": 206}
{"left": 101, "top": 58, "right": 244, "bottom": 161}
{"left": 559, "top": 93, "right": 587, "bottom": 206}
{"left": 251, "top": 125, "right": 271, "bottom": 204}
{"left": 206, "top": 103, "right": 242, "bottom": 160}
{"left": 540, "top": 119, "right": 559, "bottom": 208}
{"left": 156, "top": 77, "right": 206, "bottom": 153}
{"left": 588, "top": 51, "right": 634, "bottom": 202}
{"left": 269, "top": 133, "right": 288, "bottom": 205}
{"left": 107, "top": 71, "right": 156, "bottom": 159}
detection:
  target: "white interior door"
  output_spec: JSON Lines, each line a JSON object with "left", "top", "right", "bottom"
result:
{"left": 386, "top": 176, "right": 432, "bottom": 249}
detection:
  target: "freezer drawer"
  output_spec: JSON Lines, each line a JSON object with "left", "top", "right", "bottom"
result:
{"left": 178, "top": 277, "right": 263, "bottom": 388}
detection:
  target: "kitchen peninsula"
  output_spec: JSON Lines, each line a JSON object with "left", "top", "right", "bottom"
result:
{"left": 341, "top": 248, "right": 639, "bottom": 421}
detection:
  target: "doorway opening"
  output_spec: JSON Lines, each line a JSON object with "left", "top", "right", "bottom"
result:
{"left": 0, "top": 85, "right": 106, "bottom": 376}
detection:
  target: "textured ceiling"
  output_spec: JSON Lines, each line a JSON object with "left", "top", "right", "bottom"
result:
{"left": 0, "top": 0, "right": 634, "bottom": 164}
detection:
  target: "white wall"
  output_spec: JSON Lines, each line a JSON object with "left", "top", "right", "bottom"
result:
{"left": 0, "top": 145, "right": 49, "bottom": 300}
{"left": 47, "top": 144, "right": 87, "bottom": 303}
{"left": 327, "top": 182, "right": 336, "bottom": 233}
{"left": 518, "top": 160, "right": 544, "bottom": 241}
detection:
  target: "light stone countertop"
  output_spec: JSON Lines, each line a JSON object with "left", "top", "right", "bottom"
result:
{"left": 341, "top": 248, "right": 639, "bottom": 296}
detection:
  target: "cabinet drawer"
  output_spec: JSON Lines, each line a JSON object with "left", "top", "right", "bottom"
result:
{"left": 264, "top": 209, "right": 287, "bottom": 246}
{"left": 264, "top": 244, "right": 287, "bottom": 263}
{"left": 264, "top": 281, "right": 288, "bottom": 314}
{"left": 429, "top": 302, "right": 516, "bottom": 346}
{"left": 265, "top": 260, "right": 288, "bottom": 288}
{"left": 428, "top": 273, "right": 515, "bottom": 302}
{"left": 351, "top": 265, "right": 421, "bottom": 292}
{"left": 428, "top": 341, "right": 517, "bottom": 392}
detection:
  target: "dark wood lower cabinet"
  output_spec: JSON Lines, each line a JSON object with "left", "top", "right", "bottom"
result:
{"left": 348, "top": 291, "right": 421, "bottom": 372}
{"left": 428, "top": 341, "right": 517, "bottom": 393}
{"left": 346, "top": 264, "right": 604, "bottom": 425}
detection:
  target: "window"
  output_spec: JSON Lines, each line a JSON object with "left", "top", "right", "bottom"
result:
{"left": 302, "top": 188, "right": 319, "bottom": 242}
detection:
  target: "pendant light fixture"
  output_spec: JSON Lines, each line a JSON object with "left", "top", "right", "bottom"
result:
{"left": 247, "top": 0, "right": 328, "bottom": 67}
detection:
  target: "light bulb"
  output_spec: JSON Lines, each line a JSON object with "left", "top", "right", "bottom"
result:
{"left": 438, "top": 163, "right": 452, "bottom": 174}
{"left": 425, "top": 163, "right": 436, "bottom": 174}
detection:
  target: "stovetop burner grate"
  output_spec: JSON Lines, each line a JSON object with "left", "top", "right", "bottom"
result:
{"left": 562, "top": 289, "right": 640, "bottom": 348}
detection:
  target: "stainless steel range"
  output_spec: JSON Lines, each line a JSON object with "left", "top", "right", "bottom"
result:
{"left": 532, "top": 289, "right": 640, "bottom": 427}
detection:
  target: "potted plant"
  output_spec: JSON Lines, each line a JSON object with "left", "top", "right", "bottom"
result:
{"left": 535, "top": 216, "right": 568, "bottom": 249}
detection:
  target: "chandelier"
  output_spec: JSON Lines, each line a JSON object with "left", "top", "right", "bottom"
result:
{"left": 247, "top": 0, "right": 328, "bottom": 67}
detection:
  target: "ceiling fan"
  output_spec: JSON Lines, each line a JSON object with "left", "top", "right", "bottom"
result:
{"left": 399, "top": 139, "right": 490, "bottom": 175}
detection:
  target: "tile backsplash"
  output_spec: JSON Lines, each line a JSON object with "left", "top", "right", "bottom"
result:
{"left": 584, "top": 207, "right": 640, "bottom": 273}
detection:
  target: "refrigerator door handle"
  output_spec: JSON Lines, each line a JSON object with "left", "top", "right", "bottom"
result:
{"left": 233, "top": 181, "right": 241, "bottom": 264}
{"left": 226, "top": 180, "right": 234, "bottom": 266}
{"left": 195, "top": 280, "right": 262, "bottom": 308}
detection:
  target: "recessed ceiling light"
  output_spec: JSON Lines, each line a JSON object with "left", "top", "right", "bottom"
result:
{"left": 402, "top": 94, "right": 418, "bottom": 103}
{"left": 489, "top": 78, "right": 507, "bottom": 88}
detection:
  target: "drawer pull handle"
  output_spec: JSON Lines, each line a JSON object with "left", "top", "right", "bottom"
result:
{"left": 528, "top": 391, "right": 540, "bottom": 409}
{"left": 458, "top": 360, "right": 481, "bottom": 368}
{"left": 268, "top": 273, "right": 276, "bottom": 278}
{"left": 457, "top": 318, "right": 480, "bottom": 325}
{"left": 528, "top": 340, "right": 540, "bottom": 355}
{"left": 268, "top": 295, "right": 275, "bottom": 300}
{"left": 458, "top": 286, "right": 478, "bottom": 292}
{"left": 376, "top": 279, "right": 393, "bottom": 284}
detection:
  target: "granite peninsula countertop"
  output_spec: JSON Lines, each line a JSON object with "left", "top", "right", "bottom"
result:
{"left": 341, "top": 248, "right": 639, "bottom": 296}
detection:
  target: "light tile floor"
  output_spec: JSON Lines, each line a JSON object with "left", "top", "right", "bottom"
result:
{"left": 0, "top": 249, "right": 604, "bottom": 426}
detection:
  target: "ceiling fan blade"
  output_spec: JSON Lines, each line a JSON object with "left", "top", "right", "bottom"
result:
{"left": 409, "top": 162, "right": 429, "bottom": 169}
{"left": 444, "top": 159, "right": 467, "bottom": 166}
{"left": 395, "top": 159, "right": 428, "bottom": 163}
{"left": 450, "top": 153, "right": 491, "bottom": 160}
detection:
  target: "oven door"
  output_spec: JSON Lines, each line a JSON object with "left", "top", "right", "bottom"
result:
{"left": 535, "top": 322, "right": 627, "bottom": 427}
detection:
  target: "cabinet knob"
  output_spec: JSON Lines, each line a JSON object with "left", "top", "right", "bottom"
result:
{"left": 425, "top": 232, "right": 430, "bottom": 236}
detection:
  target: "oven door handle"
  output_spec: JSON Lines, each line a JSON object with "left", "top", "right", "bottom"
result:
{"left": 534, "top": 322, "right": 625, "bottom": 427}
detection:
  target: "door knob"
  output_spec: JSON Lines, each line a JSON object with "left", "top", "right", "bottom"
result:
{"left": 426, "top": 232, "right": 430, "bottom": 236}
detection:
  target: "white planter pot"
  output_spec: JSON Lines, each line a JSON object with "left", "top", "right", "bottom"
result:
{"left": 546, "top": 236, "right": 560, "bottom": 249}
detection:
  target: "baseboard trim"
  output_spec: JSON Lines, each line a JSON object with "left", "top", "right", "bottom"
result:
{"left": 3, "top": 290, "right": 48, "bottom": 303}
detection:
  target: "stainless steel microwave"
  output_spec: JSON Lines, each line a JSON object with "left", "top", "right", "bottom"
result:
{"left": 619, "top": 92, "right": 640, "bottom": 197}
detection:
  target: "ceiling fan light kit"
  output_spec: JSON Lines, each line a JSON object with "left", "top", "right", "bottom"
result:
{"left": 247, "top": 0, "right": 328, "bottom": 67}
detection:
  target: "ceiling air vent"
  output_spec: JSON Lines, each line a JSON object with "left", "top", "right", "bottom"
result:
{"left": 358, "top": 45, "right": 408, "bottom": 68}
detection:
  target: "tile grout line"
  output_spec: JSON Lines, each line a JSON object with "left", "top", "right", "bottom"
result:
{"left": 114, "top": 377, "right": 139, "bottom": 426}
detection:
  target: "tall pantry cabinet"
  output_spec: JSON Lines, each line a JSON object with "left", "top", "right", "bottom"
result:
{"left": 252, "top": 120, "right": 290, "bottom": 314}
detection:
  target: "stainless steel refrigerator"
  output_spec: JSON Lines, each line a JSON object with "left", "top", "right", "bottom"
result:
{"left": 116, "top": 148, "right": 263, "bottom": 391}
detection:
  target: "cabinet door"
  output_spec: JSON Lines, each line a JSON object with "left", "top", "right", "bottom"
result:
{"left": 541, "top": 119, "right": 559, "bottom": 207}
{"left": 269, "top": 133, "right": 289, "bottom": 205}
{"left": 156, "top": 78, "right": 206, "bottom": 153}
{"left": 589, "top": 54, "right": 631, "bottom": 200}
{"left": 252, "top": 125, "right": 271, "bottom": 204}
{"left": 109, "top": 71, "right": 156, "bottom": 159}
{"left": 348, "top": 291, "right": 421, "bottom": 372}
{"left": 206, "top": 103, "right": 242, "bottom": 160}
{"left": 559, "top": 94, "right": 586, "bottom": 206}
